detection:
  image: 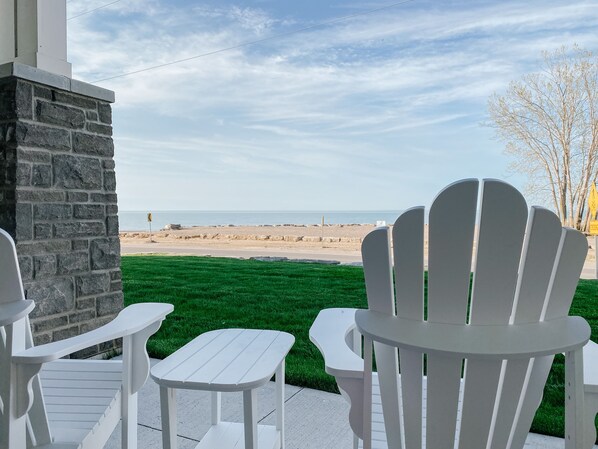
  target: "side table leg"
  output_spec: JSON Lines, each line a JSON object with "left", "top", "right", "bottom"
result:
{"left": 276, "top": 360, "right": 285, "bottom": 449}
{"left": 211, "top": 391, "right": 221, "bottom": 425}
{"left": 160, "top": 386, "right": 177, "bottom": 449}
{"left": 243, "top": 389, "right": 258, "bottom": 449}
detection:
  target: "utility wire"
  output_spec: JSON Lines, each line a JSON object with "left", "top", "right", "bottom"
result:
{"left": 68, "top": 0, "right": 122, "bottom": 20}
{"left": 92, "top": 0, "right": 415, "bottom": 83}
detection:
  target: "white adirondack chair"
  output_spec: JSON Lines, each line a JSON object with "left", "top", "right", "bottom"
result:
{"left": 0, "top": 228, "right": 174, "bottom": 449}
{"left": 310, "top": 179, "right": 591, "bottom": 449}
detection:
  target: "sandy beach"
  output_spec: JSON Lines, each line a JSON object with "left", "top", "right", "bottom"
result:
{"left": 120, "top": 224, "right": 372, "bottom": 263}
{"left": 120, "top": 224, "right": 598, "bottom": 277}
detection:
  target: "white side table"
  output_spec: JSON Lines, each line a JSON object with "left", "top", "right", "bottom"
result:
{"left": 150, "top": 329, "right": 295, "bottom": 449}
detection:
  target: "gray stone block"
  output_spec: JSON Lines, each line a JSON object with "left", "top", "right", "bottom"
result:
{"left": 103, "top": 160, "right": 115, "bottom": 169}
{"left": 27, "top": 277, "right": 74, "bottom": 319}
{"left": 91, "top": 237, "right": 120, "bottom": 269}
{"left": 33, "top": 333, "right": 51, "bottom": 346}
{"left": 110, "top": 270, "right": 122, "bottom": 281}
{"left": 91, "top": 192, "right": 117, "bottom": 203}
{"left": 17, "top": 239, "right": 71, "bottom": 255}
{"left": 17, "top": 148, "right": 51, "bottom": 163}
{"left": 18, "top": 255, "right": 33, "bottom": 281}
{"left": 96, "top": 292, "right": 123, "bottom": 317}
{"left": 86, "top": 110, "right": 98, "bottom": 121}
{"left": 16, "top": 162, "right": 31, "bottom": 186}
{"left": 67, "top": 191, "right": 88, "bottom": 202}
{"left": 54, "top": 155, "right": 102, "bottom": 190}
{"left": 34, "top": 203, "right": 71, "bottom": 220}
{"left": 72, "top": 239, "right": 89, "bottom": 250}
{"left": 0, "top": 122, "right": 16, "bottom": 145}
{"left": 57, "top": 251, "right": 89, "bottom": 275}
{"left": 0, "top": 79, "right": 33, "bottom": 120}
{"left": 33, "top": 315, "right": 68, "bottom": 333}
{"left": 34, "top": 223, "right": 52, "bottom": 239}
{"left": 54, "top": 221, "right": 105, "bottom": 238}
{"left": 98, "top": 102, "right": 112, "bottom": 124}
{"left": 31, "top": 164, "right": 52, "bottom": 187}
{"left": 15, "top": 122, "right": 71, "bottom": 152}
{"left": 106, "top": 204, "right": 118, "bottom": 215}
{"left": 53, "top": 91, "right": 97, "bottom": 110}
{"left": 33, "top": 85, "right": 52, "bottom": 100}
{"left": 69, "top": 309, "right": 96, "bottom": 324}
{"left": 36, "top": 100, "right": 85, "bottom": 129}
{"left": 53, "top": 325, "right": 80, "bottom": 342}
{"left": 34, "top": 254, "right": 57, "bottom": 278}
{"left": 15, "top": 203, "right": 32, "bottom": 240}
{"left": 76, "top": 272, "right": 110, "bottom": 297}
{"left": 72, "top": 132, "right": 114, "bottom": 157}
{"left": 87, "top": 122, "right": 112, "bottom": 136}
{"left": 16, "top": 189, "right": 65, "bottom": 202}
{"left": 104, "top": 170, "right": 116, "bottom": 191}
{"left": 106, "top": 215, "right": 119, "bottom": 235}
{"left": 74, "top": 204, "right": 104, "bottom": 219}
{"left": 76, "top": 297, "right": 96, "bottom": 310}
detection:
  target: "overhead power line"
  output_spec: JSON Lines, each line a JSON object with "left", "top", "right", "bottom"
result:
{"left": 92, "top": 0, "right": 416, "bottom": 83}
{"left": 68, "top": 0, "right": 122, "bottom": 20}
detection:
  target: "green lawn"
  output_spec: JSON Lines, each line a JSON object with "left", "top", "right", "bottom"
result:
{"left": 121, "top": 255, "right": 598, "bottom": 439}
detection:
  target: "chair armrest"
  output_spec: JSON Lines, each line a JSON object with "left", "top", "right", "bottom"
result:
{"left": 356, "top": 310, "right": 590, "bottom": 359}
{"left": 309, "top": 308, "right": 364, "bottom": 379}
{"left": 0, "top": 299, "right": 34, "bottom": 327}
{"left": 13, "top": 303, "right": 173, "bottom": 364}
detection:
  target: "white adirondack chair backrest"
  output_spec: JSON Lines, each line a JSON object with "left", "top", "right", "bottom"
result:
{"left": 361, "top": 179, "right": 588, "bottom": 449}
{"left": 0, "top": 228, "right": 26, "bottom": 307}
{"left": 0, "top": 228, "right": 52, "bottom": 447}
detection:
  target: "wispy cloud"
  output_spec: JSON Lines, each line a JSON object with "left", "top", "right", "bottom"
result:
{"left": 66, "top": 0, "right": 598, "bottom": 210}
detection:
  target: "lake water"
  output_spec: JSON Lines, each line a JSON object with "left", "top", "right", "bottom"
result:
{"left": 119, "top": 210, "right": 404, "bottom": 231}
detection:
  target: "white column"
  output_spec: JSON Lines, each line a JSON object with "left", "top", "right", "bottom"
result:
{"left": 0, "top": 0, "right": 72, "bottom": 77}
{"left": 0, "top": 0, "right": 16, "bottom": 64}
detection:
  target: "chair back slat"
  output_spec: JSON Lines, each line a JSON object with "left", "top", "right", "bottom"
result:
{"left": 0, "top": 229, "right": 25, "bottom": 304}
{"left": 393, "top": 206, "right": 424, "bottom": 321}
{"left": 362, "top": 228, "right": 394, "bottom": 315}
{"left": 469, "top": 180, "right": 527, "bottom": 324}
{"left": 362, "top": 228, "right": 403, "bottom": 449}
{"left": 425, "top": 355, "right": 462, "bottom": 449}
{"left": 392, "top": 207, "right": 424, "bottom": 449}
{"left": 458, "top": 180, "right": 527, "bottom": 449}
{"left": 427, "top": 178, "right": 478, "bottom": 324}
{"left": 543, "top": 228, "right": 588, "bottom": 320}
{"left": 488, "top": 207, "right": 562, "bottom": 449}
{"left": 512, "top": 207, "right": 563, "bottom": 324}
{"left": 425, "top": 179, "right": 478, "bottom": 449}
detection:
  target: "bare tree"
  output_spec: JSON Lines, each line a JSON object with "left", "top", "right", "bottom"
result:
{"left": 488, "top": 46, "right": 598, "bottom": 230}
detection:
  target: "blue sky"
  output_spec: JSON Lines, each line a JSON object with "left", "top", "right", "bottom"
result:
{"left": 66, "top": 0, "right": 598, "bottom": 211}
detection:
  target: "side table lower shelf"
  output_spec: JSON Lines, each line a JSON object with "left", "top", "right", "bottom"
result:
{"left": 197, "top": 422, "right": 281, "bottom": 449}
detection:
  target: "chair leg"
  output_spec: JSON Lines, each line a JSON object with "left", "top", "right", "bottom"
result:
{"left": 122, "top": 392, "right": 138, "bottom": 449}
{"left": 565, "top": 348, "right": 584, "bottom": 449}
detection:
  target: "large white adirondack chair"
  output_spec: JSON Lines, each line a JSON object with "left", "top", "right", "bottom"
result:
{"left": 311, "top": 179, "right": 591, "bottom": 449}
{"left": 0, "top": 228, "right": 174, "bottom": 449}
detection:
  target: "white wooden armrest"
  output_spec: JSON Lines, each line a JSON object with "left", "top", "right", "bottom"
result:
{"left": 0, "top": 300, "right": 34, "bottom": 327}
{"left": 356, "top": 310, "right": 590, "bottom": 359}
{"left": 13, "top": 303, "right": 173, "bottom": 364}
{"left": 309, "top": 308, "right": 364, "bottom": 379}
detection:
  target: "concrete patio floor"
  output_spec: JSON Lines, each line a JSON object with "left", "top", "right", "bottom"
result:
{"left": 103, "top": 360, "right": 594, "bottom": 449}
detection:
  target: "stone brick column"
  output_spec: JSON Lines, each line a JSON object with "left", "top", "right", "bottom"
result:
{"left": 0, "top": 63, "right": 122, "bottom": 357}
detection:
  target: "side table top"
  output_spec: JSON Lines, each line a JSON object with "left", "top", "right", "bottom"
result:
{"left": 150, "top": 328, "right": 295, "bottom": 391}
